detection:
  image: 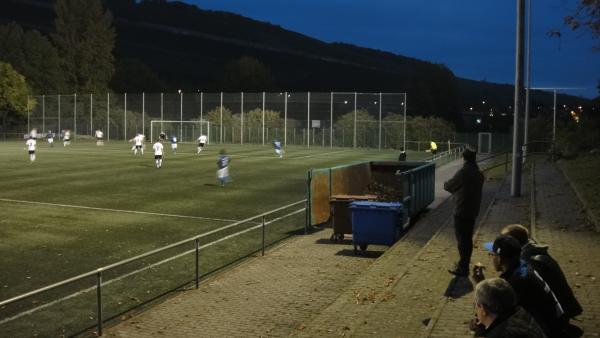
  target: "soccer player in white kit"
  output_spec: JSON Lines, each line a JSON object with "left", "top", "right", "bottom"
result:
{"left": 153, "top": 139, "right": 164, "bottom": 168}
{"left": 63, "top": 130, "right": 71, "bottom": 147}
{"left": 196, "top": 134, "right": 207, "bottom": 154}
{"left": 95, "top": 130, "right": 104, "bottom": 146}
{"left": 130, "top": 134, "right": 144, "bottom": 155}
{"left": 26, "top": 136, "right": 37, "bottom": 162}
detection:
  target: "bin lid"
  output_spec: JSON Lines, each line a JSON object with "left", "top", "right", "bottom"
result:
{"left": 350, "top": 201, "right": 402, "bottom": 210}
{"left": 330, "top": 194, "right": 378, "bottom": 201}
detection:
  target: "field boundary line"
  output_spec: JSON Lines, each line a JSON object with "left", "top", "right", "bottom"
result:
{"left": 0, "top": 198, "right": 246, "bottom": 224}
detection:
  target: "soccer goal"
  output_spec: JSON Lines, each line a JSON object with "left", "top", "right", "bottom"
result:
{"left": 150, "top": 120, "right": 210, "bottom": 143}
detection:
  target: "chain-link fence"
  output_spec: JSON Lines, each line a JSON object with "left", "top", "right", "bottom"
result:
{"left": 21, "top": 92, "right": 412, "bottom": 148}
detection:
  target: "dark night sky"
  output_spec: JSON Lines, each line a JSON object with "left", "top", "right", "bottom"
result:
{"left": 184, "top": 0, "right": 599, "bottom": 99}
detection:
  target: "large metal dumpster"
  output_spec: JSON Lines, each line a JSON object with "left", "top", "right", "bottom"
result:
{"left": 350, "top": 201, "right": 404, "bottom": 254}
{"left": 329, "top": 194, "right": 377, "bottom": 241}
{"left": 370, "top": 161, "right": 435, "bottom": 220}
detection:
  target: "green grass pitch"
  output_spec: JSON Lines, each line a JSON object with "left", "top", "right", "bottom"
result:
{"left": 0, "top": 140, "right": 428, "bottom": 336}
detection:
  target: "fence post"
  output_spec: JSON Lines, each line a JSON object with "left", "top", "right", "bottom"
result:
{"left": 307, "top": 92, "right": 310, "bottom": 148}
{"left": 58, "top": 94, "right": 61, "bottom": 135}
{"left": 262, "top": 91, "right": 265, "bottom": 146}
{"left": 353, "top": 92, "right": 357, "bottom": 148}
{"left": 505, "top": 152, "right": 508, "bottom": 172}
{"left": 73, "top": 93, "right": 77, "bottom": 137}
{"left": 241, "top": 92, "right": 244, "bottom": 145}
{"left": 142, "top": 92, "right": 145, "bottom": 138}
{"left": 90, "top": 94, "right": 93, "bottom": 137}
{"left": 261, "top": 216, "right": 266, "bottom": 256}
{"left": 220, "top": 92, "right": 223, "bottom": 143}
{"left": 42, "top": 95, "right": 45, "bottom": 133}
{"left": 284, "top": 91, "right": 288, "bottom": 147}
{"left": 330, "top": 92, "right": 333, "bottom": 148}
{"left": 107, "top": 93, "right": 110, "bottom": 142}
{"left": 195, "top": 238, "right": 200, "bottom": 289}
{"left": 96, "top": 270, "right": 103, "bottom": 336}
{"left": 378, "top": 92, "right": 382, "bottom": 150}
{"left": 124, "top": 93, "right": 127, "bottom": 141}
{"left": 27, "top": 95, "right": 30, "bottom": 133}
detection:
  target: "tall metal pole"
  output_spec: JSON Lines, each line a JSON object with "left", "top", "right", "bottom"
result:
{"left": 160, "top": 92, "right": 164, "bottom": 133}
{"left": 511, "top": 0, "right": 525, "bottom": 197}
{"left": 200, "top": 92, "right": 203, "bottom": 135}
{"left": 523, "top": 0, "right": 532, "bottom": 162}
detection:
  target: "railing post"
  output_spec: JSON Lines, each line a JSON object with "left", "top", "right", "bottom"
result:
{"left": 505, "top": 152, "right": 509, "bottom": 172}
{"left": 305, "top": 200, "right": 309, "bottom": 235}
{"left": 261, "top": 216, "right": 266, "bottom": 256}
{"left": 195, "top": 238, "right": 200, "bottom": 289}
{"left": 96, "top": 270, "right": 103, "bottom": 336}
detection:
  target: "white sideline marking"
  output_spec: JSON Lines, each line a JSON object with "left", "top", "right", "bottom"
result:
{"left": 0, "top": 207, "right": 305, "bottom": 325}
{"left": 287, "top": 149, "right": 350, "bottom": 159}
{"left": 0, "top": 198, "right": 242, "bottom": 224}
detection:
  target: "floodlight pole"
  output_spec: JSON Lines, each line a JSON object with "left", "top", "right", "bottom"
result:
{"left": 353, "top": 92, "right": 357, "bottom": 148}
{"left": 284, "top": 92, "right": 288, "bottom": 147}
{"left": 403, "top": 94, "right": 407, "bottom": 151}
{"left": 241, "top": 92, "right": 244, "bottom": 145}
{"left": 523, "top": 0, "right": 532, "bottom": 163}
{"left": 511, "top": 0, "right": 525, "bottom": 197}
{"left": 553, "top": 89, "right": 557, "bottom": 144}
{"left": 330, "top": 92, "right": 333, "bottom": 148}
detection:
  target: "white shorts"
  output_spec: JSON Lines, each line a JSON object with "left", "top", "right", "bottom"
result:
{"left": 217, "top": 167, "right": 229, "bottom": 179}
{"left": 171, "top": 144, "right": 178, "bottom": 149}
{"left": 48, "top": 138, "right": 53, "bottom": 143}
{"left": 275, "top": 149, "right": 282, "bottom": 155}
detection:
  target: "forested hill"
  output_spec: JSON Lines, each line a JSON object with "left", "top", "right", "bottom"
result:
{"left": 0, "top": 0, "right": 587, "bottom": 126}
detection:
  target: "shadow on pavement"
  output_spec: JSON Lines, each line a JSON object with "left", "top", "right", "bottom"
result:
{"left": 444, "top": 276, "right": 473, "bottom": 298}
{"left": 335, "top": 249, "right": 384, "bottom": 258}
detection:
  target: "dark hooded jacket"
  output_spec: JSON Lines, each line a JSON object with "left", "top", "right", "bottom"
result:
{"left": 521, "top": 240, "right": 582, "bottom": 319}
{"left": 443, "top": 160, "right": 484, "bottom": 219}
{"left": 481, "top": 306, "right": 547, "bottom": 338}
{"left": 501, "top": 261, "right": 565, "bottom": 338}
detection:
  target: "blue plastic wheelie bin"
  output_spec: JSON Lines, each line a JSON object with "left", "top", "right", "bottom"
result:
{"left": 350, "top": 201, "right": 404, "bottom": 254}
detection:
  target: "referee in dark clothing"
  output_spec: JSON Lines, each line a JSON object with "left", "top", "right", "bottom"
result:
{"left": 444, "top": 146, "right": 484, "bottom": 276}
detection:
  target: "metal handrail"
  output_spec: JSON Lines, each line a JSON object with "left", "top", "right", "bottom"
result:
{"left": 0, "top": 199, "right": 307, "bottom": 335}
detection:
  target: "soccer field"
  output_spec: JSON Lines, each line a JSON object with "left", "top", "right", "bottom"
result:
{"left": 0, "top": 140, "right": 428, "bottom": 336}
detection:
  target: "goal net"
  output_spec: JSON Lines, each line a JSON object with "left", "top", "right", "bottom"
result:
{"left": 150, "top": 120, "right": 211, "bottom": 144}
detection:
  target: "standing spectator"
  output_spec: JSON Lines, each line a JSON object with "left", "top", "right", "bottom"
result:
{"left": 152, "top": 139, "right": 163, "bottom": 169}
{"left": 444, "top": 146, "right": 484, "bottom": 276}
{"left": 500, "top": 224, "right": 582, "bottom": 321}
{"left": 26, "top": 136, "right": 37, "bottom": 162}
{"left": 216, "top": 149, "right": 231, "bottom": 187}
{"left": 472, "top": 278, "right": 546, "bottom": 337}
{"left": 485, "top": 235, "right": 565, "bottom": 337}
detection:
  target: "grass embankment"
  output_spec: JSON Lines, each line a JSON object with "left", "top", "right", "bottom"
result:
{"left": 559, "top": 155, "right": 600, "bottom": 227}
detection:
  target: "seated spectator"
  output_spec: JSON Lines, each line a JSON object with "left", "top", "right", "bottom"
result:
{"left": 484, "top": 235, "right": 565, "bottom": 337}
{"left": 501, "top": 224, "right": 582, "bottom": 320}
{"left": 473, "top": 277, "right": 546, "bottom": 337}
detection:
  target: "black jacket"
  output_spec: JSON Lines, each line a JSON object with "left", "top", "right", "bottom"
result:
{"left": 481, "top": 306, "right": 547, "bottom": 338}
{"left": 522, "top": 240, "right": 583, "bottom": 318}
{"left": 501, "top": 261, "right": 565, "bottom": 338}
{"left": 443, "top": 161, "right": 484, "bottom": 219}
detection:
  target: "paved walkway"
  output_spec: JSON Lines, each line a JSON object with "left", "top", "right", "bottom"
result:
{"left": 105, "top": 156, "right": 599, "bottom": 337}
